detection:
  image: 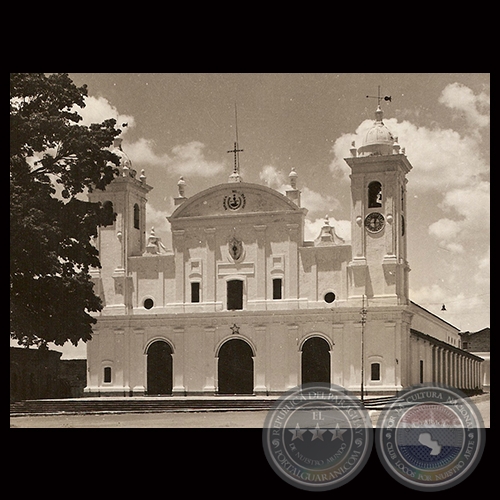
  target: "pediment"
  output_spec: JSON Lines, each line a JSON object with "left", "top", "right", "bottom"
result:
{"left": 169, "top": 182, "right": 304, "bottom": 219}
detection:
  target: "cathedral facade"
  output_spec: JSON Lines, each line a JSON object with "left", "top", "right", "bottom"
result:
{"left": 85, "top": 106, "right": 483, "bottom": 397}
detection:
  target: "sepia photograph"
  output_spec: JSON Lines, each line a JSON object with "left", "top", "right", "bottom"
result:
{"left": 10, "top": 73, "right": 490, "bottom": 489}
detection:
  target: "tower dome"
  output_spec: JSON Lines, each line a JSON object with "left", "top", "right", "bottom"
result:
{"left": 357, "top": 105, "right": 395, "bottom": 157}
{"left": 111, "top": 138, "right": 136, "bottom": 177}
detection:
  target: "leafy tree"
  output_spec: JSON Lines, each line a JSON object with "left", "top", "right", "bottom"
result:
{"left": 10, "top": 73, "right": 121, "bottom": 348}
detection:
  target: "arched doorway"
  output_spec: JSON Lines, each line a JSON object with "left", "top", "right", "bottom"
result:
{"left": 218, "top": 339, "right": 254, "bottom": 394}
{"left": 147, "top": 340, "right": 173, "bottom": 395}
{"left": 301, "top": 337, "right": 331, "bottom": 385}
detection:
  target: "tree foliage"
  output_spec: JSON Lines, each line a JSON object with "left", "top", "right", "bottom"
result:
{"left": 10, "top": 73, "right": 121, "bottom": 348}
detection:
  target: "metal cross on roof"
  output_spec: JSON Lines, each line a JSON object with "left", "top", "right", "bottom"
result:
{"left": 227, "top": 141, "right": 244, "bottom": 176}
{"left": 227, "top": 103, "right": 243, "bottom": 178}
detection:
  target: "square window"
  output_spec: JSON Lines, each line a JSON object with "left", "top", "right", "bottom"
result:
{"left": 227, "top": 280, "right": 243, "bottom": 310}
{"left": 273, "top": 278, "right": 282, "bottom": 300}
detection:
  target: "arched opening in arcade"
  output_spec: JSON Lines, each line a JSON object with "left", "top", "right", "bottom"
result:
{"left": 217, "top": 339, "right": 254, "bottom": 395}
{"left": 301, "top": 336, "right": 331, "bottom": 385}
{"left": 146, "top": 340, "right": 173, "bottom": 395}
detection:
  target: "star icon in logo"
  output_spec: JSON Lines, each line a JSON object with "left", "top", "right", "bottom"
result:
{"left": 330, "top": 424, "right": 347, "bottom": 442}
{"left": 310, "top": 423, "right": 327, "bottom": 441}
{"left": 289, "top": 423, "right": 307, "bottom": 441}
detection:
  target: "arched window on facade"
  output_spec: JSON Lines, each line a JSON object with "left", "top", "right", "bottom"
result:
{"left": 368, "top": 181, "right": 382, "bottom": 208}
{"left": 103, "top": 366, "right": 112, "bottom": 383}
{"left": 371, "top": 362, "right": 381, "bottom": 381}
{"left": 102, "top": 201, "right": 115, "bottom": 227}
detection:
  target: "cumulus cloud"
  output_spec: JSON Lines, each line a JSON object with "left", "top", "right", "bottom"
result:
{"left": 76, "top": 95, "right": 225, "bottom": 179}
{"left": 410, "top": 282, "right": 489, "bottom": 331}
{"left": 429, "top": 218, "right": 462, "bottom": 240}
{"left": 439, "top": 181, "right": 490, "bottom": 222}
{"left": 439, "top": 82, "right": 490, "bottom": 129}
{"left": 329, "top": 84, "right": 490, "bottom": 193}
{"left": 120, "top": 139, "right": 226, "bottom": 180}
{"left": 168, "top": 141, "right": 226, "bottom": 177}
{"left": 410, "top": 283, "right": 449, "bottom": 306}
{"left": 123, "top": 137, "right": 171, "bottom": 167}
{"left": 428, "top": 218, "right": 464, "bottom": 253}
{"left": 75, "top": 95, "right": 135, "bottom": 134}
{"left": 259, "top": 165, "right": 349, "bottom": 242}
{"left": 329, "top": 117, "right": 489, "bottom": 192}
{"left": 259, "top": 165, "right": 341, "bottom": 215}
{"left": 301, "top": 187, "right": 342, "bottom": 215}
{"left": 259, "top": 165, "right": 286, "bottom": 189}
{"left": 428, "top": 181, "right": 489, "bottom": 254}
{"left": 474, "top": 249, "right": 490, "bottom": 287}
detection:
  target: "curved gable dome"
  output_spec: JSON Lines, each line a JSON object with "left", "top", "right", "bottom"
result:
{"left": 169, "top": 182, "right": 305, "bottom": 220}
{"left": 358, "top": 105, "right": 395, "bottom": 157}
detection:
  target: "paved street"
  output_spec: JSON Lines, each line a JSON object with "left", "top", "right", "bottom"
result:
{"left": 10, "top": 393, "right": 490, "bottom": 428}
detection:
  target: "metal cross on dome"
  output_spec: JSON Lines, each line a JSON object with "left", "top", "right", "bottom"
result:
{"left": 366, "top": 85, "right": 392, "bottom": 105}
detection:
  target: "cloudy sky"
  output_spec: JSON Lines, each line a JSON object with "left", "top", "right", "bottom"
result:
{"left": 58, "top": 73, "right": 489, "bottom": 358}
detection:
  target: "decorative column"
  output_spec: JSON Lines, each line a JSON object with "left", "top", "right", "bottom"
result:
{"left": 287, "top": 324, "right": 300, "bottom": 389}
{"left": 439, "top": 348, "right": 445, "bottom": 384}
{"left": 460, "top": 355, "right": 465, "bottom": 389}
{"left": 205, "top": 228, "right": 216, "bottom": 308}
{"left": 432, "top": 346, "right": 437, "bottom": 383}
{"left": 350, "top": 175, "right": 366, "bottom": 261}
{"left": 384, "top": 171, "right": 397, "bottom": 257}
{"left": 173, "top": 229, "right": 185, "bottom": 307}
{"left": 453, "top": 352, "right": 458, "bottom": 388}
{"left": 172, "top": 327, "right": 186, "bottom": 395}
{"left": 254, "top": 225, "right": 267, "bottom": 303}
{"left": 446, "top": 351, "right": 453, "bottom": 385}
{"left": 451, "top": 351, "right": 456, "bottom": 386}
{"left": 115, "top": 329, "right": 125, "bottom": 392}
{"left": 254, "top": 325, "right": 267, "bottom": 395}
{"left": 85, "top": 330, "right": 100, "bottom": 394}
{"left": 203, "top": 326, "right": 216, "bottom": 394}
{"left": 131, "top": 328, "right": 145, "bottom": 395}
{"left": 286, "top": 224, "right": 299, "bottom": 300}
{"left": 332, "top": 324, "right": 344, "bottom": 387}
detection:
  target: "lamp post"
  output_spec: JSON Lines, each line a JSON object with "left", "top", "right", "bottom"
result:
{"left": 360, "top": 295, "right": 367, "bottom": 403}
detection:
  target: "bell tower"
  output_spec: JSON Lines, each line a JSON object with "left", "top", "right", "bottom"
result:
{"left": 89, "top": 138, "right": 152, "bottom": 313}
{"left": 345, "top": 105, "right": 412, "bottom": 305}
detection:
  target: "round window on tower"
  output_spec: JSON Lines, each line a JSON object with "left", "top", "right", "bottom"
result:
{"left": 324, "top": 292, "right": 336, "bottom": 304}
{"left": 143, "top": 298, "right": 154, "bottom": 310}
